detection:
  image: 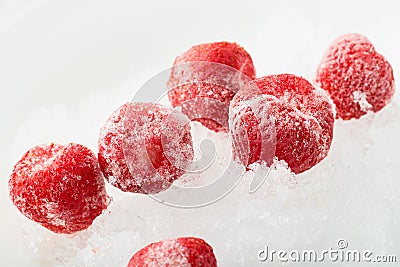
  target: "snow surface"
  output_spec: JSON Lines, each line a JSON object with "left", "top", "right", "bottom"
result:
{"left": 0, "top": 1, "right": 399, "bottom": 266}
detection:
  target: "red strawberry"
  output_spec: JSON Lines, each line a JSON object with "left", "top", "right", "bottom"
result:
{"left": 128, "top": 237, "right": 217, "bottom": 267}
{"left": 8, "top": 143, "right": 109, "bottom": 234}
{"left": 230, "top": 74, "right": 334, "bottom": 174}
{"left": 316, "top": 33, "right": 395, "bottom": 120}
{"left": 168, "top": 41, "right": 256, "bottom": 132}
{"left": 98, "top": 102, "right": 194, "bottom": 194}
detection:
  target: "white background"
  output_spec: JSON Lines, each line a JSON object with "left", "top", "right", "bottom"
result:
{"left": 0, "top": 0, "right": 399, "bottom": 266}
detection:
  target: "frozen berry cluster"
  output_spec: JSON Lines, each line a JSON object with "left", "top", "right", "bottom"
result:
{"left": 8, "top": 34, "right": 395, "bottom": 266}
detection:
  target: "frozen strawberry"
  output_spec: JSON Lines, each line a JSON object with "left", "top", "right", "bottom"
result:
{"left": 8, "top": 143, "right": 109, "bottom": 234}
{"left": 316, "top": 33, "right": 395, "bottom": 120}
{"left": 171, "top": 41, "right": 256, "bottom": 79}
{"left": 230, "top": 74, "right": 334, "bottom": 174}
{"left": 128, "top": 237, "right": 217, "bottom": 267}
{"left": 168, "top": 41, "right": 256, "bottom": 132}
{"left": 98, "top": 102, "right": 194, "bottom": 194}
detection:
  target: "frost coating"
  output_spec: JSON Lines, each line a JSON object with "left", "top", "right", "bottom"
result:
{"left": 8, "top": 143, "right": 109, "bottom": 234}
{"left": 229, "top": 95, "right": 276, "bottom": 167}
{"left": 230, "top": 74, "right": 334, "bottom": 174}
{"left": 128, "top": 237, "right": 217, "bottom": 267}
{"left": 98, "top": 102, "right": 194, "bottom": 194}
{"left": 168, "top": 42, "right": 256, "bottom": 132}
{"left": 133, "top": 239, "right": 189, "bottom": 267}
{"left": 316, "top": 33, "right": 395, "bottom": 119}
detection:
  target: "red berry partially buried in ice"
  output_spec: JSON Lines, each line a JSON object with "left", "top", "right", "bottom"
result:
{"left": 230, "top": 74, "right": 334, "bottom": 174}
{"left": 8, "top": 143, "right": 109, "bottom": 234}
{"left": 128, "top": 237, "right": 217, "bottom": 267}
{"left": 168, "top": 41, "right": 256, "bottom": 132}
{"left": 98, "top": 102, "right": 194, "bottom": 194}
{"left": 316, "top": 33, "right": 395, "bottom": 120}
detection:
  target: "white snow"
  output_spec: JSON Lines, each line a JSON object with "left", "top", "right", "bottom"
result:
{"left": 353, "top": 91, "right": 373, "bottom": 112}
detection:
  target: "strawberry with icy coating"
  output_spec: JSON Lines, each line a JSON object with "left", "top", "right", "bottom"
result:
{"left": 316, "top": 33, "right": 395, "bottom": 120}
{"left": 128, "top": 237, "right": 217, "bottom": 267}
{"left": 98, "top": 102, "right": 194, "bottom": 194}
{"left": 9, "top": 143, "right": 109, "bottom": 234}
{"left": 168, "top": 41, "right": 256, "bottom": 132}
{"left": 172, "top": 41, "right": 256, "bottom": 79}
{"left": 230, "top": 74, "right": 334, "bottom": 174}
